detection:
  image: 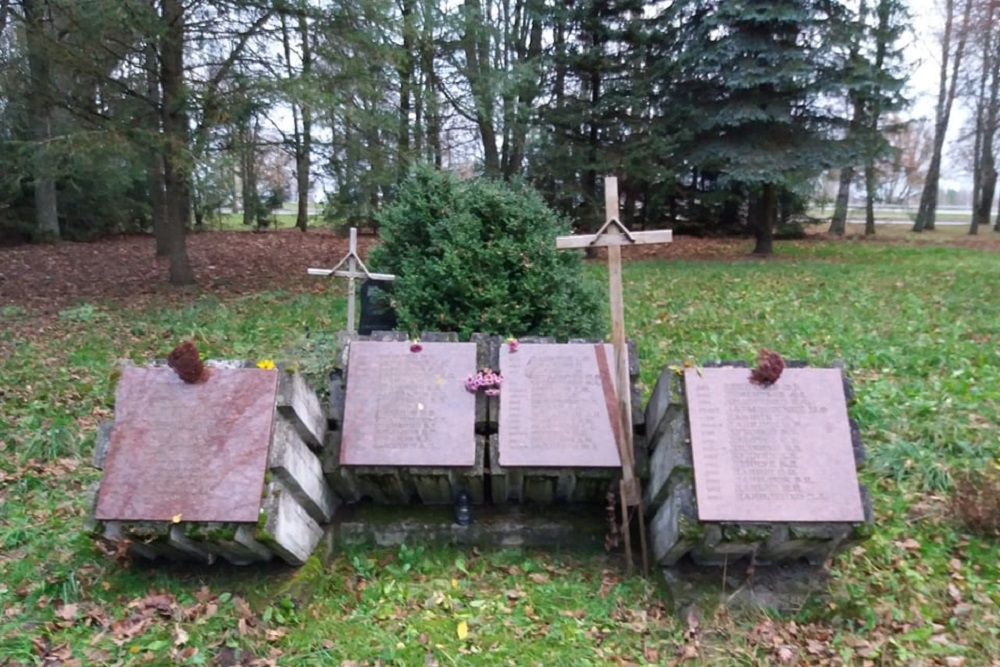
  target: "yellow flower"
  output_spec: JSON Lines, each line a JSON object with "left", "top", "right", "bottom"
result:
{"left": 257, "top": 359, "right": 275, "bottom": 370}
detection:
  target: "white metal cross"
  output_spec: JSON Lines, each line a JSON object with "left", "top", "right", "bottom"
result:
{"left": 556, "top": 176, "right": 672, "bottom": 575}
{"left": 308, "top": 227, "right": 396, "bottom": 334}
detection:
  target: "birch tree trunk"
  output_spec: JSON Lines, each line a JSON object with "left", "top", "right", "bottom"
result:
{"left": 970, "top": 0, "right": 1000, "bottom": 235}
{"left": 914, "top": 0, "right": 974, "bottom": 232}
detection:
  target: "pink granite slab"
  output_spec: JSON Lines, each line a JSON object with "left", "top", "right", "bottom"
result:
{"left": 95, "top": 366, "right": 278, "bottom": 523}
{"left": 685, "top": 367, "right": 864, "bottom": 522}
{"left": 340, "top": 342, "right": 477, "bottom": 466}
{"left": 498, "top": 344, "right": 622, "bottom": 467}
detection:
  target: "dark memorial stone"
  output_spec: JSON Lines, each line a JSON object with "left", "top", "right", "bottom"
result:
{"left": 340, "top": 342, "right": 477, "bottom": 466}
{"left": 498, "top": 344, "right": 622, "bottom": 467}
{"left": 685, "top": 367, "right": 865, "bottom": 522}
{"left": 95, "top": 366, "right": 278, "bottom": 523}
{"left": 358, "top": 279, "right": 397, "bottom": 335}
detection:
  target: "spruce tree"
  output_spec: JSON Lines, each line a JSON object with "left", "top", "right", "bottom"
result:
{"left": 662, "top": 0, "right": 853, "bottom": 253}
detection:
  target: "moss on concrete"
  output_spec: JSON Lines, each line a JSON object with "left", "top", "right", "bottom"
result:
{"left": 721, "top": 524, "right": 773, "bottom": 543}
{"left": 676, "top": 514, "right": 705, "bottom": 542}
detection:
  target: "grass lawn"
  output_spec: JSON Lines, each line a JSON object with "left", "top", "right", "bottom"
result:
{"left": 0, "top": 236, "right": 998, "bottom": 665}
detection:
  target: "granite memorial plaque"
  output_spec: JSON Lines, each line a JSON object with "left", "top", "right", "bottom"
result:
{"left": 685, "top": 367, "right": 864, "bottom": 522}
{"left": 95, "top": 366, "right": 278, "bottom": 523}
{"left": 498, "top": 344, "right": 622, "bottom": 467}
{"left": 340, "top": 341, "right": 477, "bottom": 466}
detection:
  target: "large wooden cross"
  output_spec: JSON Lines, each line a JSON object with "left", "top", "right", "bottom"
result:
{"left": 308, "top": 227, "right": 396, "bottom": 334}
{"left": 556, "top": 176, "right": 672, "bottom": 575}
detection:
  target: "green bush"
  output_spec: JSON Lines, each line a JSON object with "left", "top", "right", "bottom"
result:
{"left": 369, "top": 166, "right": 605, "bottom": 340}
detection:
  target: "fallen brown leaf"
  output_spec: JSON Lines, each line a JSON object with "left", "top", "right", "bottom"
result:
{"left": 54, "top": 603, "right": 78, "bottom": 623}
{"left": 776, "top": 645, "right": 796, "bottom": 664}
{"left": 265, "top": 627, "right": 287, "bottom": 642}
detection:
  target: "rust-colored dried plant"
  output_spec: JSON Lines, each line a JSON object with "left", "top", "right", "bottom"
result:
{"left": 750, "top": 348, "right": 785, "bottom": 386}
{"left": 167, "top": 341, "right": 207, "bottom": 384}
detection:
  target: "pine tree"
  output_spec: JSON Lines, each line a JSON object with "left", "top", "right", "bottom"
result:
{"left": 662, "top": 0, "right": 853, "bottom": 253}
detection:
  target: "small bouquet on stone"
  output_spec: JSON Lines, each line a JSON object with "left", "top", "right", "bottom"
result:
{"left": 465, "top": 368, "right": 504, "bottom": 396}
{"left": 750, "top": 348, "right": 785, "bottom": 386}
{"left": 167, "top": 341, "right": 208, "bottom": 384}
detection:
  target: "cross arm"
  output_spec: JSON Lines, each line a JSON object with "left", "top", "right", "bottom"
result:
{"left": 306, "top": 268, "right": 397, "bottom": 281}
{"left": 555, "top": 229, "right": 673, "bottom": 250}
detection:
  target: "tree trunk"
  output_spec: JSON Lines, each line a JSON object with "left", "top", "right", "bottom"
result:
{"left": 281, "top": 9, "right": 312, "bottom": 231}
{"left": 463, "top": 0, "right": 500, "bottom": 176}
{"left": 150, "top": 154, "right": 168, "bottom": 247}
{"left": 914, "top": 0, "right": 973, "bottom": 232}
{"left": 398, "top": 0, "right": 416, "bottom": 180}
{"left": 753, "top": 183, "right": 776, "bottom": 255}
{"left": 970, "top": 1, "right": 1000, "bottom": 235}
{"left": 501, "top": 0, "right": 543, "bottom": 179}
{"left": 829, "top": 167, "right": 853, "bottom": 234}
{"left": 23, "top": 0, "right": 60, "bottom": 242}
{"left": 240, "top": 129, "right": 258, "bottom": 228}
{"left": 421, "top": 0, "right": 441, "bottom": 167}
{"left": 971, "top": 93, "right": 985, "bottom": 220}
{"left": 161, "top": 0, "right": 195, "bottom": 285}
{"left": 297, "top": 110, "right": 312, "bottom": 231}
{"left": 145, "top": 32, "right": 169, "bottom": 254}
{"left": 864, "top": 162, "right": 877, "bottom": 236}
{"left": 995, "top": 185, "right": 1000, "bottom": 231}
{"left": 972, "top": 166, "right": 996, "bottom": 235}
{"left": 830, "top": 0, "right": 867, "bottom": 237}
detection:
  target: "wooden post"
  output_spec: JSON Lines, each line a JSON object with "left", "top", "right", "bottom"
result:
{"left": 603, "top": 178, "right": 636, "bottom": 501}
{"left": 555, "top": 176, "right": 672, "bottom": 577}
{"left": 346, "top": 228, "right": 358, "bottom": 333}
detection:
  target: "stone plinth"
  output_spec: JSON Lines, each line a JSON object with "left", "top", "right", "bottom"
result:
{"left": 90, "top": 361, "right": 335, "bottom": 567}
{"left": 322, "top": 430, "right": 486, "bottom": 506}
{"left": 645, "top": 362, "right": 873, "bottom": 567}
{"left": 485, "top": 341, "right": 639, "bottom": 504}
{"left": 334, "top": 504, "right": 606, "bottom": 550}
{"left": 325, "top": 339, "right": 483, "bottom": 506}
{"left": 323, "top": 335, "right": 643, "bottom": 508}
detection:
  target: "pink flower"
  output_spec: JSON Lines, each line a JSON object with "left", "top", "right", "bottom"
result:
{"left": 507, "top": 339, "right": 519, "bottom": 353}
{"left": 410, "top": 343, "right": 423, "bottom": 353}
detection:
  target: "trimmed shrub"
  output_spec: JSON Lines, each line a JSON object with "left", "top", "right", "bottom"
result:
{"left": 369, "top": 166, "right": 605, "bottom": 340}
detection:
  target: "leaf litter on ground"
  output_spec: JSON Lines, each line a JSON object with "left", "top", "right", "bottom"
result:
{"left": 1, "top": 233, "right": 999, "bottom": 665}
